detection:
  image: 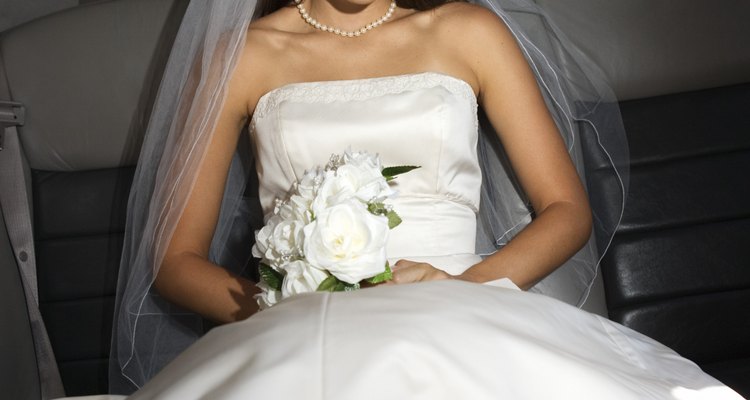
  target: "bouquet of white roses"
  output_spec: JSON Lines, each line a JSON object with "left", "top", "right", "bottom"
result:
{"left": 252, "top": 149, "right": 418, "bottom": 309}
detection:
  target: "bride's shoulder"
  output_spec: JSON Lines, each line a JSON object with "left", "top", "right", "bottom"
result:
{"left": 416, "top": 2, "right": 517, "bottom": 69}
{"left": 430, "top": 1, "right": 497, "bottom": 17}
{"left": 425, "top": 2, "right": 514, "bottom": 41}
{"left": 416, "top": 2, "right": 519, "bottom": 87}
{"left": 246, "top": 6, "right": 301, "bottom": 52}
{"left": 234, "top": 8, "right": 303, "bottom": 108}
{"left": 425, "top": 2, "right": 525, "bottom": 81}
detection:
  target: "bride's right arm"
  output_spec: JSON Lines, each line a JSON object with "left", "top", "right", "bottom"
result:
{"left": 154, "top": 30, "right": 271, "bottom": 324}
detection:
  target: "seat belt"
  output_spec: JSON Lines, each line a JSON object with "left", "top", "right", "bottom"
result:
{"left": 0, "top": 61, "right": 65, "bottom": 399}
{"left": 0, "top": 101, "right": 38, "bottom": 301}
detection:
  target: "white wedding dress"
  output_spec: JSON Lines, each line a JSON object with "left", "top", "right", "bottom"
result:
{"left": 124, "top": 72, "right": 743, "bottom": 399}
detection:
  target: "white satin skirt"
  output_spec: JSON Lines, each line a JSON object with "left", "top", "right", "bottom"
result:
{"left": 127, "top": 280, "right": 742, "bottom": 399}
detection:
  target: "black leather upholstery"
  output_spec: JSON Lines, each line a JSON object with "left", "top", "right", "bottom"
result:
{"left": 602, "top": 83, "right": 750, "bottom": 397}
{"left": 32, "top": 167, "right": 134, "bottom": 395}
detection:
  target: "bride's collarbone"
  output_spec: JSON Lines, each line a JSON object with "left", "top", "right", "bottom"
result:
{"left": 262, "top": 35, "right": 473, "bottom": 92}
{"left": 245, "top": 5, "right": 479, "bottom": 109}
{"left": 281, "top": 33, "right": 440, "bottom": 78}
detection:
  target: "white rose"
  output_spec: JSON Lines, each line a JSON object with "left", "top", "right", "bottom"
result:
{"left": 252, "top": 214, "right": 305, "bottom": 264}
{"left": 270, "top": 219, "right": 305, "bottom": 258}
{"left": 311, "top": 165, "right": 393, "bottom": 215}
{"left": 311, "top": 169, "right": 356, "bottom": 215}
{"left": 276, "top": 194, "right": 313, "bottom": 225}
{"left": 296, "top": 167, "right": 325, "bottom": 200}
{"left": 337, "top": 163, "right": 394, "bottom": 203}
{"left": 343, "top": 149, "right": 382, "bottom": 170}
{"left": 303, "top": 200, "right": 389, "bottom": 284}
{"left": 292, "top": 195, "right": 314, "bottom": 224}
{"left": 342, "top": 150, "right": 394, "bottom": 202}
{"left": 280, "top": 260, "right": 329, "bottom": 298}
{"left": 254, "top": 282, "right": 281, "bottom": 310}
{"left": 252, "top": 215, "right": 281, "bottom": 263}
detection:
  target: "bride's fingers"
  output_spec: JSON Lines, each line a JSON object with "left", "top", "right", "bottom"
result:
{"left": 393, "top": 259, "right": 418, "bottom": 271}
{"left": 391, "top": 264, "right": 426, "bottom": 284}
{"left": 392, "top": 262, "right": 445, "bottom": 284}
{"left": 379, "top": 261, "right": 412, "bottom": 285}
{"left": 393, "top": 263, "right": 456, "bottom": 285}
{"left": 388, "top": 262, "right": 452, "bottom": 285}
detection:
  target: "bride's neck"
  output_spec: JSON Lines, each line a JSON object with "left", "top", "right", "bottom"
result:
{"left": 302, "top": 0, "right": 395, "bottom": 32}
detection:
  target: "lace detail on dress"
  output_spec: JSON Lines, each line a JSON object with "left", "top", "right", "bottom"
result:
{"left": 251, "top": 72, "right": 478, "bottom": 123}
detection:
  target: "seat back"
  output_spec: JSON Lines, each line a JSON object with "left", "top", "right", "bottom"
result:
{"left": 0, "top": 0, "right": 187, "bottom": 395}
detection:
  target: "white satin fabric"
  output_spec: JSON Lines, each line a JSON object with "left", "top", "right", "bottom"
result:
{"left": 125, "top": 73, "right": 742, "bottom": 399}
{"left": 129, "top": 281, "right": 740, "bottom": 399}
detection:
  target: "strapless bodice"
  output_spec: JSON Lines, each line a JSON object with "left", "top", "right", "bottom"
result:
{"left": 250, "top": 72, "right": 482, "bottom": 272}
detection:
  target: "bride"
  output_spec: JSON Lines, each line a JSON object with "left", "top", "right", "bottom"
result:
{"left": 159, "top": 0, "right": 592, "bottom": 321}
{"left": 109, "top": 0, "right": 742, "bottom": 398}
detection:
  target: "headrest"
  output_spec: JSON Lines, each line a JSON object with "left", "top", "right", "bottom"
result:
{"left": 0, "top": 0, "right": 78, "bottom": 32}
{"left": 537, "top": 0, "right": 750, "bottom": 100}
{"left": 0, "top": 0, "right": 185, "bottom": 171}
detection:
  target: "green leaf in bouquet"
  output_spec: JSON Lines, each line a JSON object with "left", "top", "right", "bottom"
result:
{"left": 341, "top": 282, "right": 361, "bottom": 292}
{"left": 318, "top": 276, "right": 361, "bottom": 292}
{"left": 386, "top": 210, "right": 402, "bottom": 229}
{"left": 317, "top": 275, "right": 340, "bottom": 292}
{"left": 382, "top": 165, "right": 420, "bottom": 181}
{"left": 259, "top": 263, "right": 283, "bottom": 291}
{"left": 367, "top": 202, "right": 388, "bottom": 216}
{"left": 366, "top": 262, "right": 393, "bottom": 284}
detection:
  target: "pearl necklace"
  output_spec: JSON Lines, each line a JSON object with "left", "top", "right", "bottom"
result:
{"left": 295, "top": 0, "right": 397, "bottom": 37}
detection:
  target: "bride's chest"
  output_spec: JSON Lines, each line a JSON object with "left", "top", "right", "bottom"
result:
{"left": 250, "top": 72, "right": 478, "bottom": 171}
{"left": 249, "top": 72, "right": 482, "bottom": 214}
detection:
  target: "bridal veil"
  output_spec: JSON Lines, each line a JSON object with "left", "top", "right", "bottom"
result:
{"left": 110, "top": 0, "right": 629, "bottom": 393}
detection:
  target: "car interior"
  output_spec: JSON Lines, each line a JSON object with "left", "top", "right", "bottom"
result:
{"left": 0, "top": 0, "right": 748, "bottom": 398}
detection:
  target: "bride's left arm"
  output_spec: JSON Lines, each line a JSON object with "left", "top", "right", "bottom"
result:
{"left": 393, "top": 5, "right": 592, "bottom": 289}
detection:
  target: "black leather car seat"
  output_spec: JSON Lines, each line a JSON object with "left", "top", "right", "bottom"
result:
{"left": 537, "top": 1, "right": 750, "bottom": 396}
{"left": 0, "top": 0, "right": 187, "bottom": 396}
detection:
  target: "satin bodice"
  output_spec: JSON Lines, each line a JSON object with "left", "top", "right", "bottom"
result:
{"left": 250, "top": 72, "right": 482, "bottom": 271}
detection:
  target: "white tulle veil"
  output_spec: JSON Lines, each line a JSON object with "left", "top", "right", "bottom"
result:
{"left": 109, "top": 0, "right": 628, "bottom": 393}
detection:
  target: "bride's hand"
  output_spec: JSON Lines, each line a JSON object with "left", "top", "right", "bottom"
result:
{"left": 388, "top": 260, "right": 455, "bottom": 285}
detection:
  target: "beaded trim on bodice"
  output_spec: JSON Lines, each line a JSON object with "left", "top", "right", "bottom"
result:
{"left": 251, "top": 71, "right": 478, "bottom": 125}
